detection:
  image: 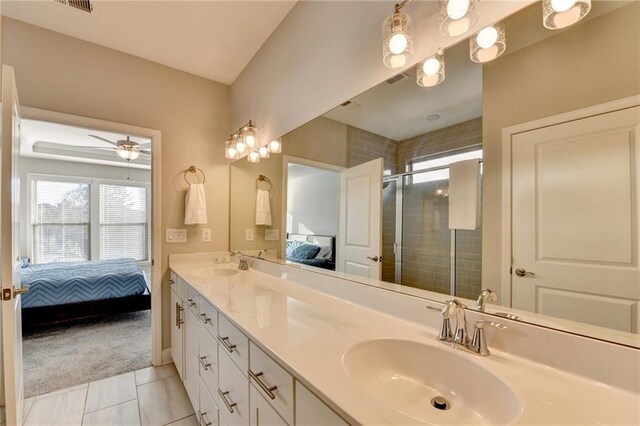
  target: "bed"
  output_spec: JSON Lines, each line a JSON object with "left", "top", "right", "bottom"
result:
{"left": 20, "top": 258, "right": 150, "bottom": 328}
{"left": 286, "top": 233, "right": 336, "bottom": 271}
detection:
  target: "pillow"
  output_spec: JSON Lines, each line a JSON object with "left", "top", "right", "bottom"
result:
{"left": 291, "top": 244, "right": 321, "bottom": 260}
{"left": 20, "top": 258, "right": 31, "bottom": 268}
{"left": 316, "top": 245, "right": 332, "bottom": 259}
{"left": 286, "top": 240, "right": 304, "bottom": 257}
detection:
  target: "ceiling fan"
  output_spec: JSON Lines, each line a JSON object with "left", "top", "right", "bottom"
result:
{"left": 85, "top": 134, "right": 151, "bottom": 161}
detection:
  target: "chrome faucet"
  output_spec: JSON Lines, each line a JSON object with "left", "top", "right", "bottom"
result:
{"left": 230, "top": 251, "right": 249, "bottom": 271}
{"left": 257, "top": 249, "right": 270, "bottom": 259}
{"left": 476, "top": 288, "right": 498, "bottom": 312}
{"left": 435, "top": 299, "right": 505, "bottom": 356}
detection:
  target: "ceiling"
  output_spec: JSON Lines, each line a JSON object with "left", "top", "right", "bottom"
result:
{"left": 21, "top": 119, "right": 153, "bottom": 169}
{"left": 1, "top": 0, "right": 297, "bottom": 85}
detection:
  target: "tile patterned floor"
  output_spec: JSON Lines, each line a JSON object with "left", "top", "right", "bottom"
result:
{"left": 23, "top": 364, "right": 197, "bottom": 426}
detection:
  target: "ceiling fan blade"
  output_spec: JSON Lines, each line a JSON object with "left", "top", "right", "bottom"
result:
{"left": 88, "top": 134, "right": 118, "bottom": 146}
{"left": 140, "top": 150, "right": 152, "bottom": 155}
{"left": 70, "top": 145, "right": 116, "bottom": 151}
{"left": 139, "top": 143, "right": 152, "bottom": 149}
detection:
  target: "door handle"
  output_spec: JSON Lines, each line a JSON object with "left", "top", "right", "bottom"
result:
{"left": 514, "top": 268, "right": 535, "bottom": 277}
{"left": 367, "top": 256, "right": 383, "bottom": 262}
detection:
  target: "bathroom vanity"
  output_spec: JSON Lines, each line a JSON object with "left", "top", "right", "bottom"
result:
{"left": 169, "top": 253, "right": 639, "bottom": 426}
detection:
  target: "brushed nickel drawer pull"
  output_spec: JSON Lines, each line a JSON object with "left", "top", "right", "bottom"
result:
{"left": 185, "top": 298, "right": 196, "bottom": 307}
{"left": 197, "top": 410, "right": 212, "bottom": 426}
{"left": 218, "top": 336, "right": 237, "bottom": 353}
{"left": 199, "top": 313, "right": 212, "bottom": 324}
{"left": 249, "top": 370, "right": 278, "bottom": 400}
{"left": 218, "top": 389, "right": 237, "bottom": 414}
{"left": 198, "top": 356, "right": 212, "bottom": 371}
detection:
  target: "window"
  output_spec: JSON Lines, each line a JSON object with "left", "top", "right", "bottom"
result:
{"left": 31, "top": 177, "right": 150, "bottom": 264}
{"left": 409, "top": 148, "right": 483, "bottom": 184}
{"left": 100, "top": 184, "right": 149, "bottom": 261}
{"left": 32, "top": 179, "right": 90, "bottom": 263}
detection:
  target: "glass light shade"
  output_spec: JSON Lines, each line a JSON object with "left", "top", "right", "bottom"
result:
{"left": 470, "top": 23, "right": 506, "bottom": 63}
{"left": 247, "top": 150, "right": 261, "bottom": 163}
{"left": 243, "top": 124, "right": 257, "bottom": 149}
{"left": 258, "top": 146, "right": 270, "bottom": 159}
{"left": 382, "top": 12, "right": 413, "bottom": 69}
{"left": 268, "top": 139, "right": 282, "bottom": 153}
{"left": 543, "top": 0, "right": 591, "bottom": 29}
{"left": 117, "top": 147, "right": 140, "bottom": 161}
{"left": 417, "top": 51, "right": 446, "bottom": 88}
{"left": 234, "top": 134, "right": 247, "bottom": 155}
{"left": 225, "top": 140, "right": 238, "bottom": 159}
{"left": 439, "top": 0, "right": 479, "bottom": 37}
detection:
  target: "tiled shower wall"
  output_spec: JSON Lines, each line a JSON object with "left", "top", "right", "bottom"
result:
{"left": 345, "top": 119, "right": 483, "bottom": 299}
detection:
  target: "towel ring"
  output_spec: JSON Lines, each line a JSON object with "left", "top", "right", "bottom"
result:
{"left": 184, "top": 166, "right": 206, "bottom": 184}
{"left": 256, "top": 175, "right": 272, "bottom": 191}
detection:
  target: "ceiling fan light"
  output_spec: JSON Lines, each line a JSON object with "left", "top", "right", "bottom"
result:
{"left": 117, "top": 147, "right": 140, "bottom": 161}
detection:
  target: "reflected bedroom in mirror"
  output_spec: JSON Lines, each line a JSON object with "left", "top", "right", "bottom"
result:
{"left": 230, "top": 0, "right": 640, "bottom": 348}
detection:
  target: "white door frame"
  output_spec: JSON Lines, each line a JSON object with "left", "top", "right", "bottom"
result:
{"left": 500, "top": 94, "right": 640, "bottom": 307}
{"left": 282, "top": 156, "right": 344, "bottom": 257}
{"left": 20, "top": 106, "right": 163, "bottom": 366}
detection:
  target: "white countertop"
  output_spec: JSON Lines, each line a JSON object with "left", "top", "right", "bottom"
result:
{"left": 170, "top": 260, "right": 640, "bottom": 425}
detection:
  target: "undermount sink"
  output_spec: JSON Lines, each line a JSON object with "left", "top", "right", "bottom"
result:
{"left": 342, "top": 339, "right": 522, "bottom": 425}
{"left": 191, "top": 267, "right": 239, "bottom": 278}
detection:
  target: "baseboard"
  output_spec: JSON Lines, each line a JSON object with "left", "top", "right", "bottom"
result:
{"left": 161, "top": 348, "right": 173, "bottom": 365}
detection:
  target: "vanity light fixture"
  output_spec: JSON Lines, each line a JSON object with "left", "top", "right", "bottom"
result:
{"left": 470, "top": 22, "right": 506, "bottom": 63}
{"left": 258, "top": 146, "right": 270, "bottom": 159}
{"left": 543, "top": 0, "right": 591, "bottom": 29}
{"left": 439, "top": 0, "right": 479, "bottom": 37}
{"left": 243, "top": 122, "right": 257, "bottom": 149}
{"left": 268, "top": 139, "right": 282, "bottom": 154}
{"left": 382, "top": 0, "right": 414, "bottom": 69}
{"left": 225, "top": 139, "right": 238, "bottom": 160}
{"left": 417, "top": 50, "right": 446, "bottom": 88}
{"left": 247, "top": 150, "right": 261, "bottom": 163}
{"left": 234, "top": 133, "right": 247, "bottom": 155}
{"left": 224, "top": 120, "right": 259, "bottom": 160}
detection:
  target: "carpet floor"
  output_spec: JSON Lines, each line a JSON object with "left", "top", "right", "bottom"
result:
{"left": 23, "top": 310, "right": 152, "bottom": 398}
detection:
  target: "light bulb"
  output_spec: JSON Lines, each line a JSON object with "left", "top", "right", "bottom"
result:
{"left": 388, "top": 33, "right": 408, "bottom": 55}
{"left": 236, "top": 141, "right": 247, "bottom": 154}
{"left": 551, "top": 0, "right": 576, "bottom": 12}
{"left": 447, "top": 0, "right": 470, "bottom": 20}
{"left": 245, "top": 134, "right": 256, "bottom": 148}
{"left": 477, "top": 26, "right": 498, "bottom": 49}
{"left": 422, "top": 58, "right": 441, "bottom": 76}
{"left": 268, "top": 140, "right": 282, "bottom": 153}
{"left": 226, "top": 146, "right": 237, "bottom": 159}
{"left": 258, "top": 146, "right": 270, "bottom": 159}
{"left": 247, "top": 150, "right": 260, "bottom": 163}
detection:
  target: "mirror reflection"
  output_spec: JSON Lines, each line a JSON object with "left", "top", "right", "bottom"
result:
{"left": 230, "top": 1, "right": 640, "bottom": 346}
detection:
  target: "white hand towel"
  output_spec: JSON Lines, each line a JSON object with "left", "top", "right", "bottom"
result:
{"left": 448, "top": 159, "right": 480, "bottom": 230}
{"left": 185, "top": 183, "right": 208, "bottom": 225}
{"left": 255, "top": 189, "right": 272, "bottom": 226}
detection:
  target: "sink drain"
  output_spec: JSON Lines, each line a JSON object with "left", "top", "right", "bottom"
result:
{"left": 430, "top": 396, "right": 450, "bottom": 410}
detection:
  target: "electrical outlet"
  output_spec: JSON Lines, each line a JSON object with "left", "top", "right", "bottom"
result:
{"left": 265, "top": 229, "right": 279, "bottom": 241}
{"left": 166, "top": 229, "right": 187, "bottom": 243}
{"left": 202, "top": 228, "right": 212, "bottom": 242}
{"left": 245, "top": 228, "right": 255, "bottom": 242}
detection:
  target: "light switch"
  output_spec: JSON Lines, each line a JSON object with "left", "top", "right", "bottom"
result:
{"left": 166, "top": 228, "right": 187, "bottom": 243}
{"left": 202, "top": 228, "right": 212, "bottom": 242}
{"left": 245, "top": 228, "right": 255, "bottom": 242}
{"left": 265, "top": 229, "right": 279, "bottom": 241}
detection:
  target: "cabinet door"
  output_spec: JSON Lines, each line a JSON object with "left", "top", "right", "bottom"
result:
{"left": 295, "top": 382, "right": 347, "bottom": 426}
{"left": 198, "top": 377, "right": 219, "bottom": 426}
{"left": 184, "top": 303, "right": 200, "bottom": 409}
{"left": 218, "top": 349, "right": 249, "bottom": 426}
{"left": 170, "top": 288, "right": 184, "bottom": 379}
{"left": 249, "top": 384, "right": 287, "bottom": 426}
{"left": 199, "top": 322, "right": 218, "bottom": 398}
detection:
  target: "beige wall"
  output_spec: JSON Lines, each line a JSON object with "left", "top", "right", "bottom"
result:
{"left": 482, "top": 3, "right": 640, "bottom": 298}
{"left": 2, "top": 18, "right": 231, "bottom": 351}
{"left": 282, "top": 116, "right": 348, "bottom": 168}
{"left": 230, "top": 1, "right": 534, "bottom": 145}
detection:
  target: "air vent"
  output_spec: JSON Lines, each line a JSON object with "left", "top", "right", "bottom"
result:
{"left": 385, "top": 72, "right": 409, "bottom": 85}
{"left": 340, "top": 100, "right": 361, "bottom": 110}
{"left": 55, "top": 0, "right": 94, "bottom": 13}
{"left": 341, "top": 100, "right": 352, "bottom": 107}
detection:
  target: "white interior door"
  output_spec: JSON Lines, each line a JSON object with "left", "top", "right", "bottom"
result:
{"left": 0, "top": 65, "right": 25, "bottom": 425}
{"left": 511, "top": 106, "right": 640, "bottom": 333}
{"left": 337, "top": 158, "right": 383, "bottom": 279}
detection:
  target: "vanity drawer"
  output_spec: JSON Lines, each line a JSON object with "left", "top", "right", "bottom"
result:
{"left": 295, "top": 381, "right": 347, "bottom": 426}
{"left": 169, "top": 271, "right": 177, "bottom": 292}
{"left": 175, "top": 274, "right": 189, "bottom": 300}
{"left": 199, "top": 323, "right": 219, "bottom": 398}
{"left": 198, "top": 297, "right": 218, "bottom": 337}
{"left": 198, "top": 378, "right": 219, "bottom": 426}
{"left": 218, "top": 314, "right": 249, "bottom": 374}
{"left": 249, "top": 384, "right": 287, "bottom": 426}
{"left": 185, "top": 286, "right": 200, "bottom": 312}
{"left": 218, "top": 349, "right": 249, "bottom": 426}
{"left": 248, "top": 342, "right": 293, "bottom": 425}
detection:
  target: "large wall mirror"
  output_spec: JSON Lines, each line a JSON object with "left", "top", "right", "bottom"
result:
{"left": 230, "top": 0, "right": 640, "bottom": 347}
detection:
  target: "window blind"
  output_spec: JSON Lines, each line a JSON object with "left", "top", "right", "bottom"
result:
{"left": 32, "top": 179, "right": 90, "bottom": 263}
{"left": 99, "top": 184, "right": 149, "bottom": 261}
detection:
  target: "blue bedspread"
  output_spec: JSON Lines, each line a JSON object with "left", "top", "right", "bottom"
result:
{"left": 20, "top": 258, "right": 148, "bottom": 308}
